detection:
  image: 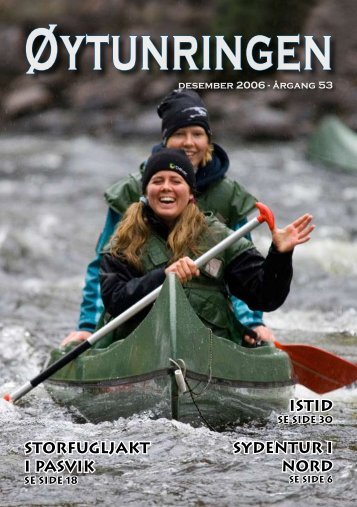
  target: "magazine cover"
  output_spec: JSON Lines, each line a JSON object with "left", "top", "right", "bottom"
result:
{"left": 1, "top": 1, "right": 356, "bottom": 506}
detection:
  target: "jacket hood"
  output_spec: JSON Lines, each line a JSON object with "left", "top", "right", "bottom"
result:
{"left": 150, "top": 142, "right": 229, "bottom": 192}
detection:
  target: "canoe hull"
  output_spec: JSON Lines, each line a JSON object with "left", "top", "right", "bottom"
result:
{"left": 45, "top": 275, "right": 295, "bottom": 427}
{"left": 46, "top": 374, "right": 294, "bottom": 427}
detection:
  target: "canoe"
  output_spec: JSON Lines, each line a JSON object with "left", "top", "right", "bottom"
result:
{"left": 45, "top": 275, "right": 295, "bottom": 428}
{"left": 307, "top": 115, "right": 357, "bottom": 172}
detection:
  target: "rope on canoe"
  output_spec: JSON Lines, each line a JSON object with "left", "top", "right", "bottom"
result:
{"left": 170, "top": 330, "right": 215, "bottom": 431}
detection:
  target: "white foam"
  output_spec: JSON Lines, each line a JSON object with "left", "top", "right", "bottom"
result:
{"left": 295, "top": 383, "right": 357, "bottom": 403}
{"left": 264, "top": 307, "right": 357, "bottom": 334}
{"left": 294, "top": 238, "right": 357, "bottom": 275}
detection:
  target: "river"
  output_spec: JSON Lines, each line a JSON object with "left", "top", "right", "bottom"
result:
{"left": 0, "top": 135, "right": 356, "bottom": 506}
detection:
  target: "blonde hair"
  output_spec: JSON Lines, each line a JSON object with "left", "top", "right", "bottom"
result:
{"left": 202, "top": 143, "right": 214, "bottom": 166}
{"left": 110, "top": 202, "right": 207, "bottom": 270}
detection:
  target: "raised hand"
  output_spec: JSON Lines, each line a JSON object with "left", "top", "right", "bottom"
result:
{"left": 272, "top": 214, "right": 315, "bottom": 253}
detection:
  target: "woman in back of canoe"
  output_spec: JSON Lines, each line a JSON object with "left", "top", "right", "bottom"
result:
{"left": 99, "top": 148, "right": 314, "bottom": 345}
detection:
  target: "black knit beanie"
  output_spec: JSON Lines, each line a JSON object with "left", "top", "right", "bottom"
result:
{"left": 157, "top": 89, "right": 212, "bottom": 144}
{"left": 142, "top": 148, "right": 196, "bottom": 193}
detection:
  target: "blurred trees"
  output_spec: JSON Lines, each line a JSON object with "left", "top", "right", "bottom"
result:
{"left": 214, "top": 0, "right": 315, "bottom": 37}
{"left": 212, "top": 0, "right": 317, "bottom": 77}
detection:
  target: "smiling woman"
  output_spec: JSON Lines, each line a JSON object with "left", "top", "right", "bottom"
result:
{"left": 166, "top": 126, "right": 213, "bottom": 169}
{"left": 99, "top": 147, "right": 314, "bottom": 345}
{"left": 109, "top": 149, "right": 206, "bottom": 273}
{"left": 142, "top": 148, "right": 196, "bottom": 227}
{"left": 146, "top": 171, "right": 194, "bottom": 227}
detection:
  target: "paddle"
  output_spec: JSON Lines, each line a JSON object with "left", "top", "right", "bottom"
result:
{"left": 4, "top": 202, "right": 274, "bottom": 404}
{"left": 274, "top": 341, "right": 357, "bottom": 394}
{"left": 245, "top": 328, "right": 357, "bottom": 394}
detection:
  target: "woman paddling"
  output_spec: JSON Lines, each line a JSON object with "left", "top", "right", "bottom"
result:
{"left": 99, "top": 148, "right": 314, "bottom": 345}
{"left": 62, "top": 90, "right": 276, "bottom": 346}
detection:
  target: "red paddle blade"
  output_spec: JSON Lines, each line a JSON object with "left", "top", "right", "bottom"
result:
{"left": 274, "top": 341, "right": 357, "bottom": 394}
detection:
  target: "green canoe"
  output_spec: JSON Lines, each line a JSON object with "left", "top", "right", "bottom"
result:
{"left": 308, "top": 115, "right": 357, "bottom": 172}
{"left": 45, "top": 275, "right": 295, "bottom": 427}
